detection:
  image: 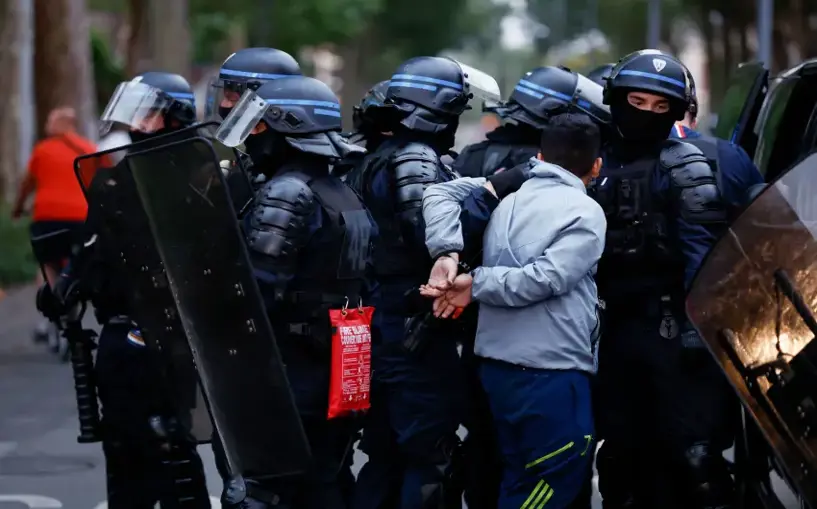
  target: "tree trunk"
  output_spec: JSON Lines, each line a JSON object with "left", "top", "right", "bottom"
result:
{"left": 148, "top": 0, "right": 191, "bottom": 78}
{"left": 34, "top": 0, "right": 96, "bottom": 140}
{"left": 337, "top": 25, "right": 378, "bottom": 132}
{"left": 125, "top": 0, "right": 151, "bottom": 77}
{"left": 0, "top": 0, "right": 25, "bottom": 201}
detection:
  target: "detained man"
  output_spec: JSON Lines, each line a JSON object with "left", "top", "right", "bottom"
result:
{"left": 421, "top": 113, "right": 606, "bottom": 509}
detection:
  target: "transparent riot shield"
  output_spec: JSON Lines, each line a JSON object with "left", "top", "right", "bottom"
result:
{"left": 74, "top": 140, "right": 213, "bottom": 443}
{"left": 124, "top": 136, "right": 311, "bottom": 479}
{"left": 686, "top": 152, "right": 817, "bottom": 506}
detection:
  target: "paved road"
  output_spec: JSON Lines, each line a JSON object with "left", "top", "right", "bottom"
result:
{"left": 0, "top": 284, "right": 801, "bottom": 508}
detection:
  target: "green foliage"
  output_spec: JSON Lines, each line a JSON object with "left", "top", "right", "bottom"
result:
{"left": 91, "top": 29, "right": 126, "bottom": 111}
{"left": 0, "top": 208, "right": 38, "bottom": 287}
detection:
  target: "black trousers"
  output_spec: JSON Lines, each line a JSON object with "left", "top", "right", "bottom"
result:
{"left": 595, "top": 312, "right": 737, "bottom": 509}
{"left": 96, "top": 322, "right": 210, "bottom": 508}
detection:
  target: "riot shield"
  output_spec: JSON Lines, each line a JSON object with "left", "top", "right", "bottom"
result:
{"left": 124, "top": 136, "right": 310, "bottom": 479}
{"left": 686, "top": 151, "right": 817, "bottom": 506}
{"left": 74, "top": 142, "right": 213, "bottom": 443}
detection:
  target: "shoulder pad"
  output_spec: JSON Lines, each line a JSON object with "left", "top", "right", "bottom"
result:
{"left": 660, "top": 141, "right": 726, "bottom": 223}
{"left": 659, "top": 139, "right": 709, "bottom": 169}
{"left": 256, "top": 175, "right": 315, "bottom": 209}
{"left": 660, "top": 140, "right": 716, "bottom": 189}
{"left": 391, "top": 142, "right": 439, "bottom": 166}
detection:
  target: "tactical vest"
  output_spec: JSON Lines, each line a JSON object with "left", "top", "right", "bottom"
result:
{"left": 453, "top": 140, "right": 539, "bottom": 178}
{"left": 589, "top": 153, "right": 685, "bottom": 302}
{"left": 277, "top": 168, "right": 373, "bottom": 321}
{"left": 349, "top": 140, "right": 455, "bottom": 280}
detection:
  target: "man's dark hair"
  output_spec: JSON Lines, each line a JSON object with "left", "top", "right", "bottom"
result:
{"left": 539, "top": 113, "right": 601, "bottom": 178}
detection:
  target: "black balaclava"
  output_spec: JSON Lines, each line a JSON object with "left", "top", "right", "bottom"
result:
{"left": 243, "top": 128, "right": 290, "bottom": 176}
{"left": 609, "top": 91, "right": 677, "bottom": 146}
{"left": 219, "top": 105, "right": 232, "bottom": 121}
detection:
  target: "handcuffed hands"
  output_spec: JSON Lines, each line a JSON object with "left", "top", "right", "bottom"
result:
{"left": 419, "top": 273, "right": 473, "bottom": 319}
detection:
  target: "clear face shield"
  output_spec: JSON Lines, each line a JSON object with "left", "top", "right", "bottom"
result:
{"left": 99, "top": 81, "right": 175, "bottom": 137}
{"left": 454, "top": 61, "right": 502, "bottom": 104}
{"left": 204, "top": 76, "right": 251, "bottom": 123}
{"left": 213, "top": 90, "right": 270, "bottom": 148}
{"left": 575, "top": 74, "right": 611, "bottom": 122}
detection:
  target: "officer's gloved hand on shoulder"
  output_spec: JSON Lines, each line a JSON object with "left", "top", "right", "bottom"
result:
{"left": 486, "top": 163, "right": 532, "bottom": 200}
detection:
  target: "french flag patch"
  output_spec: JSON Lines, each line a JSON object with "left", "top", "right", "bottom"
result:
{"left": 127, "top": 329, "right": 145, "bottom": 347}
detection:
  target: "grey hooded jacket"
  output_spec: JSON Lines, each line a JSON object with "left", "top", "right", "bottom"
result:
{"left": 422, "top": 160, "right": 606, "bottom": 372}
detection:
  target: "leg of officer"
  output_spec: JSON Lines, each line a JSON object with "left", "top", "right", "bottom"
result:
{"left": 95, "top": 320, "right": 161, "bottom": 508}
{"left": 594, "top": 312, "right": 656, "bottom": 509}
{"left": 480, "top": 360, "right": 595, "bottom": 509}
{"left": 650, "top": 327, "right": 735, "bottom": 509}
{"left": 461, "top": 345, "right": 502, "bottom": 509}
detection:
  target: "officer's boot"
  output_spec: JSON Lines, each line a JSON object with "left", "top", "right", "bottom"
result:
{"left": 683, "top": 442, "right": 736, "bottom": 509}
{"left": 596, "top": 443, "right": 641, "bottom": 509}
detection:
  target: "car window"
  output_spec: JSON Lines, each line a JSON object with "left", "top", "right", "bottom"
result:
{"left": 714, "top": 64, "right": 766, "bottom": 141}
{"left": 754, "top": 77, "right": 796, "bottom": 177}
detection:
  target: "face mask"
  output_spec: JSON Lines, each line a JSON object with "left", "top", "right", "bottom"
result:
{"left": 244, "top": 130, "right": 285, "bottom": 174}
{"left": 219, "top": 106, "right": 232, "bottom": 120}
{"left": 610, "top": 101, "right": 675, "bottom": 144}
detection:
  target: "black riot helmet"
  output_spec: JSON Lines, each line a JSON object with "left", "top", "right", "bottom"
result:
{"left": 587, "top": 63, "right": 615, "bottom": 87}
{"left": 384, "top": 56, "right": 500, "bottom": 133}
{"left": 99, "top": 71, "right": 196, "bottom": 140}
{"left": 215, "top": 76, "right": 363, "bottom": 161}
{"left": 498, "top": 66, "right": 611, "bottom": 129}
{"left": 353, "top": 80, "right": 390, "bottom": 133}
{"left": 603, "top": 49, "right": 693, "bottom": 119}
{"left": 205, "top": 47, "right": 302, "bottom": 122}
{"left": 603, "top": 50, "right": 694, "bottom": 143}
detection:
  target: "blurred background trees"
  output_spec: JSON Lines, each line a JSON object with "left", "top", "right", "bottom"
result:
{"left": 0, "top": 0, "right": 816, "bottom": 204}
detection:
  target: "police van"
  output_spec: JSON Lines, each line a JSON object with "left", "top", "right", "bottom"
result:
{"left": 716, "top": 59, "right": 817, "bottom": 182}
{"left": 705, "top": 60, "right": 817, "bottom": 509}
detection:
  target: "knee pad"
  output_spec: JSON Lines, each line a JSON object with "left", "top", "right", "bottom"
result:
{"left": 682, "top": 443, "right": 735, "bottom": 509}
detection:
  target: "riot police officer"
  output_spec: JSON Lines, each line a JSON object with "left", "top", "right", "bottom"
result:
{"left": 345, "top": 56, "right": 499, "bottom": 509}
{"left": 590, "top": 50, "right": 734, "bottom": 509}
{"left": 54, "top": 71, "right": 210, "bottom": 508}
{"left": 205, "top": 47, "right": 302, "bottom": 183}
{"left": 214, "top": 75, "right": 375, "bottom": 509}
{"left": 586, "top": 63, "right": 615, "bottom": 87}
{"left": 454, "top": 66, "right": 611, "bottom": 178}
{"left": 333, "top": 80, "right": 391, "bottom": 179}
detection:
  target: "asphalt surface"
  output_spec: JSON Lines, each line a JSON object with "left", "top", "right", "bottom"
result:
{"left": 0, "top": 284, "right": 801, "bottom": 508}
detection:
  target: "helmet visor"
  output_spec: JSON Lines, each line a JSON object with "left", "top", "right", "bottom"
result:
{"left": 575, "top": 74, "right": 611, "bottom": 123}
{"left": 455, "top": 61, "right": 501, "bottom": 102}
{"left": 99, "top": 81, "right": 174, "bottom": 137}
{"left": 214, "top": 89, "right": 269, "bottom": 148}
{"left": 204, "top": 76, "right": 250, "bottom": 123}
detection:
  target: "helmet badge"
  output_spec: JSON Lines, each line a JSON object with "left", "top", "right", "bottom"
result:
{"left": 652, "top": 59, "right": 666, "bottom": 72}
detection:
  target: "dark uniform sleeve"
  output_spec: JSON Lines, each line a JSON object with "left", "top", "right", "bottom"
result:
{"left": 459, "top": 187, "right": 500, "bottom": 262}
{"left": 391, "top": 143, "right": 442, "bottom": 250}
{"left": 717, "top": 140, "right": 764, "bottom": 209}
{"left": 660, "top": 142, "right": 727, "bottom": 288}
{"left": 245, "top": 176, "right": 321, "bottom": 289}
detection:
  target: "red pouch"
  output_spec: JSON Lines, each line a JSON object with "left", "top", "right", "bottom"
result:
{"left": 328, "top": 304, "right": 375, "bottom": 419}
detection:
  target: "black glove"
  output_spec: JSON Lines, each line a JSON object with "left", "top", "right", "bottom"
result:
{"left": 52, "top": 274, "right": 82, "bottom": 312}
{"left": 36, "top": 283, "right": 61, "bottom": 321}
{"left": 486, "top": 163, "right": 531, "bottom": 200}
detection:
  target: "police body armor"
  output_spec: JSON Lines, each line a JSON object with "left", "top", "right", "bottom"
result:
{"left": 247, "top": 163, "right": 373, "bottom": 340}
{"left": 590, "top": 139, "right": 724, "bottom": 302}
{"left": 453, "top": 139, "right": 539, "bottom": 178}
{"left": 346, "top": 138, "right": 455, "bottom": 279}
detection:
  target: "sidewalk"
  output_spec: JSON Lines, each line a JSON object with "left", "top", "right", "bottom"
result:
{"left": 0, "top": 284, "right": 42, "bottom": 356}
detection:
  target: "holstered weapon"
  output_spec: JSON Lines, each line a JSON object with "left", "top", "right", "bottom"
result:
{"left": 402, "top": 258, "right": 474, "bottom": 355}
{"left": 61, "top": 302, "right": 103, "bottom": 443}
